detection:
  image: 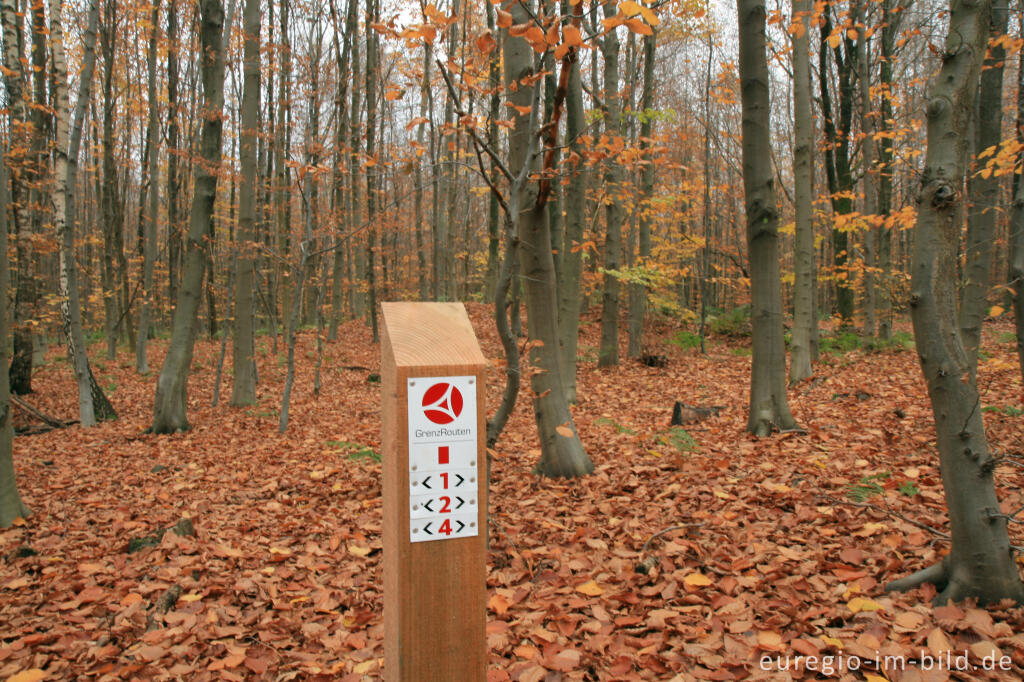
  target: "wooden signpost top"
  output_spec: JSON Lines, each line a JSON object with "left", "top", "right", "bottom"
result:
{"left": 383, "top": 302, "right": 487, "bottom": 370}
{"left": 381, "top": 302, "right": 487, "bottom": 681}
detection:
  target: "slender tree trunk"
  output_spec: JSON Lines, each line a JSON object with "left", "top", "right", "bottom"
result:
{"left": 137, "top": 0, "right": 161, "bottom": 374}
{"left": 483, "top": 1, "right": 500, "bottom": 301}
{"left": 737, "top": 0, "right": 798, "bottom": 436}
{"left": 698, "top": 38, "right": 713, "bottom": 354}
{"left": 627, "top": 31, "right": 655, "bottom": 359}
{"left": 275, "top": 0, "right": 292, "bottom": 331}
{"left": 876, "top": 0, "right": 903, "bottom": 340}
{"left": 414, "top": 45, "right": 433, "bottom": 301}
{"left": 790, "top": 0, "right": 815, "bottom": 383}
{"left": 328, "top": 0, "right": 353, "bottom": 339}
{"left": 818, "top": 6, "right": 856, "bottom": 326}
{"left": 151, "top": 0, "right": 228, "bottom": 434}
{"left": 959, "top": 0, "right": 1008, "bottom": 377}
{"left": 885, "top": 0, "right": 1024, "bottom": 606}
{"left": 504, "top": 0, "right": 592, "bottom": 478}
{"left": 556, "top": 23, "right": 585, "bottom": 402}
{"left": 347, "top": 0, "right": 363, "bottom": 316}
{"left": 57, "top": 0, "right": 113, "bottom": 425}
{"left": 364, "top": 0, "right": 379, "bottom": 342}
{"left": 597, "top": 0, "right": 624, "bottom": 368}
{"left": 232, "top": 0, "right": 260, "bottom": 405}
{"left": 99, "top": 0, "right": 120, "bottom": 360}
{"left": 167, "top": 0, "right": 182, "bottom": 312}
{"left": 857, "top": 6, "right": 877, "bottom": 338}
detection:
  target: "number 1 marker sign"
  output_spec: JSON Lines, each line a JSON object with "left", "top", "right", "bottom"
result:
{"left": 407, "top": 376, "right": 479, "bottom": 543}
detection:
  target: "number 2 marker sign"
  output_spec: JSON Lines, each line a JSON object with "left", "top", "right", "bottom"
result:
{"left": 407, "top": 376, "right": 479, "bottom": 543}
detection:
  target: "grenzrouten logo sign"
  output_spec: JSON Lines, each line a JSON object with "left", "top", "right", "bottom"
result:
{"left": 407, "top": 376, "right": 478, "bottom": 542}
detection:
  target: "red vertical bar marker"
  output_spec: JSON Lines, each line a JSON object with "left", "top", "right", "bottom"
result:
{"left": 438, "top": 445, "right": 450, "bottom": 465}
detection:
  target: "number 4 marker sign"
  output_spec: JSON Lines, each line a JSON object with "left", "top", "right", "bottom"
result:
{"left": 407, "top": 377, "right": 479, "bottom": 543}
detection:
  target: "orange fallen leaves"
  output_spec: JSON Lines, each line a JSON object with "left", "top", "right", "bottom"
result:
{"left": 2, "top": 310, "right": 1024, "bottom": 679}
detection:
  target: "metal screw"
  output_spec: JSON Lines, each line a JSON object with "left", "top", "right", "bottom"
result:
{"left": 470, "top": 522, "right": 476, "bottom": 527}
{"left": 412, "top": 504, "right": 419, "bottom": 510}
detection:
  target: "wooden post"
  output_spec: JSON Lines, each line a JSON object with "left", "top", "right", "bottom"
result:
{"left": 381, "top": 302, "right": 487, "bottom": 680}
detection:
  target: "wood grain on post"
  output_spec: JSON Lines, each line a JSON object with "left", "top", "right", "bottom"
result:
{"left": 381, "top": 302, "right": 487, "bottom": 681}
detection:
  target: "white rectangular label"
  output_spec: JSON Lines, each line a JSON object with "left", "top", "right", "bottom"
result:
{"left": 407, "top": 376, "right": 479, "bottom": 543}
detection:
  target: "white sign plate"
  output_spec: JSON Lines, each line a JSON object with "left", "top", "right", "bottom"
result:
{"left": 407, "top": 376, "right": 479, "bottom": 543}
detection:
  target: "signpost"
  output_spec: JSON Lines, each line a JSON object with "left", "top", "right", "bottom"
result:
{"left": 381, "top": 302, "right": 486, "bottom": 681}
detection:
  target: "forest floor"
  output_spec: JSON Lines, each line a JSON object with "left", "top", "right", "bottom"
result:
{"left": 3, "top": 303, "right": 1024, "bottom": 681}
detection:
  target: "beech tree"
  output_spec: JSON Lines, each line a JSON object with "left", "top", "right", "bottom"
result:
{"left": 503, "top": 0, "right": 592, "bottom": 478}
{"left": 958, "top": 0, "right": 1009, "bottom": 378}
{"left": 597, "top": 0, "right": 625, "bottom": 368}
{"left": 789, "top": 0, "right": 815, "bottom": 384}
{"left": 736, "top": 0, "right": 798, "bottom": 436}
{"left": 231, "top": 0, "right": 260, "bottom": 407}
{"left": 885, "top": 0, "right": 1024, "bottom": 605}
{"left": 151, "top": 0, "right": 228, "bottom": 433}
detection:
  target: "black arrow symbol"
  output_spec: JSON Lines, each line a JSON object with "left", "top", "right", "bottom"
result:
{"left": 423, "top": 522, "right": 433, "bottom": 535}
{"left": 456, "top": 496, "right": 465, "bottom": 509}
{"left": 455, "top": 474, "right": 464, "bottom": 487}
{"left": 456, "top": 520, "right": 465, "bottom": 533}
{"left": 424, "top": 499, "right": 434, "bottom": 512}
{"left": 422, "top": 475, "right": 432, "bottom": 489}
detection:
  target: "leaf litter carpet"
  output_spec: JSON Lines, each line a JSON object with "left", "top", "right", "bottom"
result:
{"left": 3, "top": 304, "right": 1024, "bottom": 681}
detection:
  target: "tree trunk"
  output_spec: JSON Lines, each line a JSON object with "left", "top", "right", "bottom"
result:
{"left": 327, "top": 0, "right": 354, "bottom": 339}
{"left": 698, "top": 38, "right": 713, "bottom": 354}
{"left": 737, "top": 0, "right": 798, "bottom": 436}
{"left": 854, "top": 1, "right": 877, "bottom": 338}
{"left": 504, "top": 0, "right": 592, "bottom": 478}
{"left": 818, "top": 6, "right": 857, "bottom": 326}
{"left": 885, "top": 0, "right": 1024, "bottom": 606}
{"left": 415, "top": 47, "right": 433, "bottom": 302}
{"left": 627, "top": 31, "right": 655, "bottom": 360}
{"left": 364, "top": 0, "right": 379, "bottom": 342}
{"left": 556, "top": 25, "right": 585, "bottom": 402}
{"left": 137, "top": 0, "right": 161, "bottom": 374}
{"left": 0, "top": 138, "right": 28, "bottom": 527}
{"left": 167, "top": 0, "right": 182, "bottom": 313}
{"left": 483, "top": 0, "right": 500, "bottom": 302}
{"left": 597, "top": 0, "right": 624, "bottom": 368}
{"left": 789, "top": 0, "right": 815, "bottom": 384}
{"left": 876, "top": 0, "right": 903, "bottom": 341}
{"left": 2, "top": 0, "right": 33, "bottom": 395}
{"left": 151, "top": 0, "right": 227, "bottom": 434}
{"left": 958, "top": 0, "right": 1008, "bottom": 378}
{"left": 99, "top": 0, "right": 120, "bottom": 360}
{"left": 56, "top": 0, "right": 113, "bottom": 425}
{"left": 275, "top": 0, "right": 292, "bottom": 331}
{"left": 231, "top": 0, "right": 259, "bottom": 406}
